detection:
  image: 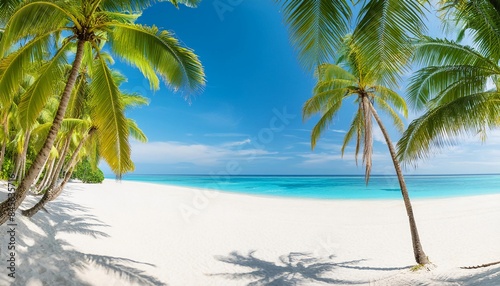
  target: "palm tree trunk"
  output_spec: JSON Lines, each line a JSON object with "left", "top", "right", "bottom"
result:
{"left": 13, "top": 130, "right": 31, "bottom": 181}
{"left": 0, "top": 140, "right": 5, "bottom": 172}
{"left": 361, "top": 95, "right": 373, "bottom": 184}
{"left": 0, "top": 39, "right": 86, "bottom": 225}
{"left": 36, "top": 158, "right": 55, "bottom": 193}
{"left": 369, "top": 102, "right": 429, "bottom": 265}
{"left": 46, "top": 135, "right": 72, "bottom": 188}
{"left": 32, "top": 155, "right": 50, "bottom": 193}
{"left": 0, "top": 113, "right": 8, "bottom": 170}
{"left": 22, "top": 127, "right": 95, "bottom": 217}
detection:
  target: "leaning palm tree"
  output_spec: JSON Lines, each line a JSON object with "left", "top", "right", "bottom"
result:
{"left": 277, "top": 0, "right": 430, "bottom": 265}
{"left": 303, "top": 37, "right": 429, "bottom": 265}
{"left": 0, "top": 0, "right": 205, "bottom": 225}
{"left": 397, "top": 0, "right": 500, "bottom": 164}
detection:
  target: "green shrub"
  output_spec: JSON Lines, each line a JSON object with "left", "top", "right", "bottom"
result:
{"left": 71, "top": 158, "right": 104, "bottom": 183}
{"left": 0, "top": 158, "right": 14, "bottom": 180}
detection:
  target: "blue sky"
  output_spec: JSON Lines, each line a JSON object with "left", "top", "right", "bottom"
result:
{"left": 101, "top": 1, "right": 500, "bottom": 176}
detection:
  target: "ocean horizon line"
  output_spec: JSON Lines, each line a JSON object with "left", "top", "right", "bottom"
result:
{"left": 110, "top": 173, "right": 500, "bottom": 177}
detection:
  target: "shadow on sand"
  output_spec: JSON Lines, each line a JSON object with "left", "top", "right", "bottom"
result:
{"left": 430, "top": 265, "right": 500, "bottom": 286}
{"left": 0, "top": 187, "right": 166, "bottom": 286}
{"left": 209, "top": 250, "right": 411, "bottom": 285}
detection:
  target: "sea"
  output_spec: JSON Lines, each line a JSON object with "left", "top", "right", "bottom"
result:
{"left": 117, "top": 174, "right": 500, "bottom": 200}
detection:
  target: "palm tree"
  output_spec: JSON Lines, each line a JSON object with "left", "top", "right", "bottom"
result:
{"left": 23, "top": 70, "right": 150, "bottom": 218}
{"left": 0, "top": 0, "right": 205, "bottom": 225}
{"left": 277, "top": 0, "right": 430, "bottom": 265}
{"left": 397, "top": 0, "right": 500, "bottom": 164}
{"left": 303, "top": 37, "right": 429, "bottom": 265}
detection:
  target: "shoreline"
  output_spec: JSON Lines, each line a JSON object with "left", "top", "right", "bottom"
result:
{"left": 114, "top": 176, "right": 500, "bottom": 202}
{"left": 1, "top": 179, "right": 500, "bottom": 285}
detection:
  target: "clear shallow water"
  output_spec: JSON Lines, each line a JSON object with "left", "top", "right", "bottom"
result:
{"left": 117, "top": 174, "right": 500, "bottom": 200}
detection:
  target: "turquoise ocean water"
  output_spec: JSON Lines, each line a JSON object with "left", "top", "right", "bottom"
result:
{"left": 118, "top": 174, "right": 500, "bottom": 200}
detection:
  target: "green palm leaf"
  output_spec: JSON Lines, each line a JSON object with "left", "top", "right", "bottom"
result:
{"left": 0, "top": 32, "right": 52, "bottom": 105}
{"left": 276, "top": 0, "right": 351, "bottom": 70}
{"left": 408, "top": 65, "right": 493, "bottom": 110}
{"left": 309, "top": 97, "right": 343, "bottom": 149}
{"left": 341, "top": 108, "right": 363, "bottom": 163}
{"left": 412, "top": 37, "right": 498, "bottom": 68}
{"left": 127, "top": 118, "right": 148, "bottom": 143}
{"left": 100, "top": 0, "right": 200, "bottom": 12}
{"left": 18, "top": 41, "right": 73, "bottom": 130}
{"left": 0, "top": 0, "right": 75, "bottom": 56}
{"left": 397, "top": 92, "right": 500, "bottom": 165}
{"left": 108, "top": 23, "right": 205, "bottom": 93}
{"left": 353, "top": 0, "right": 427, "bottom": 86}
{"left": 90, "top": 54, "right": 133, "bottom": 175}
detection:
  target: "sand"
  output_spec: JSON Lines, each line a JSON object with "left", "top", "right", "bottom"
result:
{"left": 1, "top": 179, "right": 500, "bottom": 285}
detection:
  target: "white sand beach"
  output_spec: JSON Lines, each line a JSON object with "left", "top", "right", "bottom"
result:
{"left": 1, "top": 179, "right": 500, "bottom": 285}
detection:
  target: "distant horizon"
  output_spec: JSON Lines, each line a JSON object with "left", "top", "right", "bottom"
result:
{"left": 109, "top": 173, "right": 500, "bottom": 177}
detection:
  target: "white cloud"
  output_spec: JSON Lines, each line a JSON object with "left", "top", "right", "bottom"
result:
{"left": 204, "top": 133, "right": 248, "bottom": 137}
{"left": 130, "top": 139, "right": 272, "bottom": 166}
{"left": 222, "top": 139, "right": 251, "bottom": 147}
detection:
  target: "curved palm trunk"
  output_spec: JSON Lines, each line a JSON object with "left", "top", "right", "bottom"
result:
{"left": 0, "top": 39, "right": 86, "bottom": 225}
{"left": 13, "top": 130, "right": 31, "bottom": 181}
{"left": 32, "top": 156, "right": 50, "bottom": 193}
{"left": 0, "top": 141, "right": 5, "bottom": 172}
{"left": 22, "top": 128, "right": 95, "bottom": 217}
{"left": 369, "top": 102, "right": 429, "bottom": 265}
{"left": 0, "top": 113, "right": 8, "bottom": 170}
{"left": 36, "top": 157, "right": 56, "bottom": 192}
{"left": 361, "top": 95, "right": 373, "bottom": 184}
{"left": 44, "top": 135, "right": 72, "bottom": 189}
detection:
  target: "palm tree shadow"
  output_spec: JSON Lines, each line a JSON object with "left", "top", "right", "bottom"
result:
{"left": 209, "top": 251, "right": 373, "bottom": 285}
{"left": 0, "top": 190, "right": 167, "bottom": 286}
{"left": 431, "top": 265, "right": 500, "bottom": 286}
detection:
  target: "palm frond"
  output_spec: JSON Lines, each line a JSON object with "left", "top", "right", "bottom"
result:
{"left": 413, "top": 37, "right": 498, "bottom": 68}
{"left": 90, "top": 54, "right": 134, "bottom": 175}
{"left": 127, "top": 118, "right": 148, "bottom": 143}
{"left": 0, "top": 0, "right": 75, "bottom": 56}
{"left": 341, "top": 108, "right": 363, "bottom": 164}
{"left": 276, "top": 0, "right": 351, "bottom": 70}
{"left": 374, "top": 85, "right": 408, "bottom": 118}
{"left": 95, "top": 11, "right": 141, "bottom": 24}
{"left": 108, "top": 23, "right": 205, "bottom": 93}
{"left": 99, "top": 0, "right": 199, "bottom": 12}
{"left": 310, "top": 98, "right": 343, "bottom": 149}
{"left": 18, "top": 41, "right": 72, "bottom": 130}
{"left": 122, "top": 93, "right": 150, "bottom": 108}
{"left": 0, "top": 0, "right": 22, "bottom": 23}
{"left": 303, "top": 88, "right": 347, "bottom": 121}
{"left": 353, "top": 0, "right": 427, "bottom": 86}
{"left": 397, "top": 92, "right": 500, "bottom": 165}
{"left": 408, "top": 64, "right": 492, "bottom": 110}
{"left": 66, "top": 73, "right": 89, "bottom": 120}
{"left": 0, "top": 32, "right": 52, "bottom": 105}
{"left": 448, "top": 0, "right": 500, "bottom": 60}
{"left": 373, "top": 96, "right": 404, "bottom": 132}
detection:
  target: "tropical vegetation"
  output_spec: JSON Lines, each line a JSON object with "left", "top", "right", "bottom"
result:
{"left": 0, "top": 0, "right": 205, "bottom": 224}
{"left": 277, "top": 0, "right": 430, "bottom": 265}
{"left": 397, "top": 0, "right": 500, "bottom": 164}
